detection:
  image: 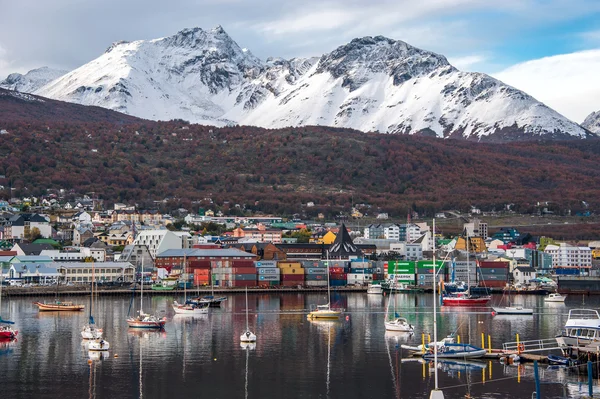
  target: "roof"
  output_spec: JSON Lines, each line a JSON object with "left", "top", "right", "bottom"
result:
{"left": 12, "top": 255, "right": 53, "bottom": 262}
{"left": 32, "top": 238, "right": 60, "bottom": 246}
{"left": 515, "top": 267, "right": 536, "bottom": 273}
{"left": 9, "top": 213, "right": 49, "bottom": 225}
{"left": 157, "top": 248, "right": 256, "bottom": 258}
{"left": 11, "top": 263, "right": 60, "bottom": 275}
{"left": 328, "top": 224, "right": 362, "bottom": 258}
{"left": 14, "top": 243, "right": 55, "bottom": 255}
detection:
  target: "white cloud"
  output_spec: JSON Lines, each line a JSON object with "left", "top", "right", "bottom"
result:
{"left": 447, "top": 55, "right": 487, "bottom": 70}
{"left": 494, "top": 49, "right": 600, "bottom": 123}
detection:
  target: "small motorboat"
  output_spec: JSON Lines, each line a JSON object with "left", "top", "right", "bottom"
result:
{"left": 127, "top": 312, "right": 167, "bottom": 329}
{"left": 545, "top": 293, "right": 566, "bottom": 303}
{"left": 0, "top": 324, "right": 17, "bottom": 340}
{"left": 401, "top": 334, "right": 456, "bottom": 353}
{"left": 492, "top": 306, "right": 534, "bottom": 315}
{"left": 384, "top": 317, "right": 414, "bottom": 333}
{"left": 423, "top": 343, "right": 487, "bottom": 359}
{"left": 547, "top": 354, "right": 572, "bottom": 366}
{"left": 366, "top": 283, "right": 383, "bottom": 295}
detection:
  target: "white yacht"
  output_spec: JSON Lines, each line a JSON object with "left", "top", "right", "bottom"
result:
{"left": 366, "top": 283, "right": 383, "bottom": 295}
{"left": 556, "top": 309, "right": 600, "bottom": 348}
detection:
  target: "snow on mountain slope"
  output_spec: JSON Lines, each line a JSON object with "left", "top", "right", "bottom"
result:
{"left": 582, "top": 111, "right": 600, "bottom": 134}
{"left": 30, "top": 27, "right": 589, "bottom": 140}
{"left": 0, "top": 67, "right": 68, "bottom": 93}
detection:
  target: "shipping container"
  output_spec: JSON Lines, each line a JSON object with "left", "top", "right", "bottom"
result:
{"left": 233, "top": 267, "right": 257, "bottom": 274}
{"left": 301, "top": 261, "right": 321, "bottom": 268}
{"left": 416, "top": 260, "right": 445, "bottom": 270}
{"left": 281, "top": 274, "right": 304, "bottom": 282}
{"left": 479, "top": 261, "right": 509, "bottom": 269}
{"left": 387, "top": 261, "right": 416, "bottom": 274}
{"left": 194, "top": 275, "right": 210, "bottom": 286}
{"left": 306, "top": 274, "right": 326, "bottom": 281}
{"left": 348, "top": 268, "right": 373, "bottom": 274}
{"left": 232, "top": 280, "right": 255, "bottom": 287}
{"left": 330, "top": 280, "right": 346, "bottom": 287}
{"left": 234, "top": 274, "right": 257, "bottom": 281}
{"left": 254, "top": 260, "right": 277, "bottom": 268}
{"left": 389, "top": 274, "right": 416, "bottom": 283}
{"left": 305, "top": 268, "right": 328, "bottom": 274}
{"left": 329, "top": 272, "right": 347, "bottom": 280}
{"left": 347, "top": 273, "right": 372, "bottom": 284}
{"left": 258, "top": 275, "right": 280, "bottom": 281}
{"left": 305, "top": 281, "right": 328, "bottom": 287}
{"left": 278, "top": 262, "right": 302, "bottom": 268}
{"left": 280, "top": 267, "right": 304, "bottom": 275}
{"left": 350, "top": 261, "right": 370, "bottom": 268}
{"left": 257, "top": 268, "right": 280, "bottom": 275}
{"left": 478, "top": 280, "right": 505, "bottom": 288}
{"left": 194, "top": 269, "right": 210, "bottom": 275}
{"left": 329, "top": 267, "right": 346, "bottom": 274}
{"left": 232, "top": 260, "right": 255, "bottom": 268}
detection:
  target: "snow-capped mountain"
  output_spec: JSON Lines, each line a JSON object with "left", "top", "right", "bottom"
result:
{"left": 582, "top": 111, "right": 600, "bottom": 134}
{"left": 0, "top": 67, "right": 67, "bottom": 93}
{"left": 23, "top": 27, "right": 591, "bottom": 140}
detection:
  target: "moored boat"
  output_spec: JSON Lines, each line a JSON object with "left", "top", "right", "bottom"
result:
{"left": 423, "top": 343, "right": 486, "bottom": 359}
{"left": 366, "top": 283, "right": 383, "bottom": 295}
{"left": 88, "top": 338, "right": 110, "bottom": 351}
{"left": 0, "top": 324, "right": 17, "bottom": 340}
{"left": 492, "top": 306, "right": 534, "bottom": 315}
{"left": 127, "top": 312, "right": 167, "bottom": 329}
{"left": 240, "top": 287, "right": 257, "bottom": 343}
{"left": 401, "top": 334, "right": 456, "bottom": 353}
{"left": 442, "top": 292, "right": 491, "bottom": 307}
{"left": 172, "top": 301, "right": 209, "bottom": 315}
{"left": 34, "top": 301, "right": 85, "bottom": 311}
{"left": 555, "top": 309, "right": 600, "bottom": 348}
{"left": 546, "top": 293, "right": 567, "bottom": 302}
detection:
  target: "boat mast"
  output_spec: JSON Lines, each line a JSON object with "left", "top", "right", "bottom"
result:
{"left": 245, "top": 287, "right": 249, "bottom": 332}
{"left": 140, "top": 257, "right": 144, "bottom": 315}
{"left": 326, "top": 249, "right": 331, "bottom": 310}
{"left": 466, "top": 230, "right": 470, "bottom": 296}
{"left": 431, "top": 218, "right": 444, "bottom": 398}
{"left": 183, "top": 253, "right": 187, "bottom": 303}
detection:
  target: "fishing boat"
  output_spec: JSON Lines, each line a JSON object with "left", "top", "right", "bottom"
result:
{"left": 0, "top": 277, "right": 17, "bottom": 340}
{"left": 366, "top": 283, "right": 383, "bottom": 295}
{"left": 555, "top": 309, "right": 600, "bottom": 347}
{"left": 240, "top": 287, "right": 256, "bottom": 343}
{"left": 151, "top": 277, "right": 178, "bottom": 291}
{"left": 492, "top": 285, "right": 533, "bottom": 315}
{"left": 172, "top": 256, "right": 210, "bottom": 315}
{"left": 34, "top": 300, "right": 85, "bottom": 311}
{"left": 423, "top": 343, "right": 487, "bottom": 359}
{"left": 307, "top": 251, "right": 342, "bottom": 320}
{"left": 384, "top": 276, "right": 413, "bottom": 333}
{"left": 442, "top": 233, "right": 490, "bottom": 307}
{"left": 81, "top": 263, "right": 103, "bottom": 339}
{"left": 545, "top": 293, "right": 567, "bottom": 303}
{"left": 127, "top": 259, "right": 167, "bottom": 329}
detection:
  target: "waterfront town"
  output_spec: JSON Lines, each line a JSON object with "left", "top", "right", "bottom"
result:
{"left": 0, "top": 194, "right": 597, "bottom": 294}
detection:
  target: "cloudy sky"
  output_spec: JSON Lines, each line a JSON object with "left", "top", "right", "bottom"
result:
{"left": 2, "top": 0, "right": 600, "bottom": 122}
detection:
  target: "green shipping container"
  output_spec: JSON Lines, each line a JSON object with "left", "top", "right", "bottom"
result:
{"left": 416, "top": 260, "right": 445, "bottom": 271}
{"left": 387, "top": 261, "right": 415, "bottom": 274}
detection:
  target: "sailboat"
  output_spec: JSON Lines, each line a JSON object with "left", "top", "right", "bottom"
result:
{"left": 384, "top": 276, "right": 414, "bottom": 332}
{"left": 492, "top": 285, "right": 533, "bottom": 315}
{"left": 34, "top": 278, "right": 85, "bottom": 311}
{"left": 307, "top": 250, "right": 342, "bottom": 319}
{"left": 190, "top": 266, "right": 227, "bottom": 307}
{"left": 127, "top": 258, "right": 167, "bottom": 329}
{"left": 173, "top": 255, "right": 209, "bottom": 315}
{"left": 0, "top": 275, "right": 17, "bottom": 340}
{"left": 240, "top": 287, "right": 256, "bottom": 343}
{"left": 442, "top": 232, "right": 490, "bottom": 307}
{"left": 81, "top": 262, "right": 103, "bottom": 339}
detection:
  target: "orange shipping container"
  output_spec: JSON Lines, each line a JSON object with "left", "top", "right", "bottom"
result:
{"left": 281, "top": 267, "right": 304, "bottom": 275}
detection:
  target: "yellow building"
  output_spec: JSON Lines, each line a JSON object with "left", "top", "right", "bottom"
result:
{"left": 310, "top": 231, "right": 337, "bottom": 245}
{"left": 454, "top": 236, "right": 487, "bottom": 253}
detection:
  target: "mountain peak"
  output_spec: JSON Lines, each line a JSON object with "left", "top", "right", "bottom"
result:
{"left": 582, "top": 111, "right": 600, "bottom": 134}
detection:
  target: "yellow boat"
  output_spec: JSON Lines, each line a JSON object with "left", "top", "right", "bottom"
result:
{"left": 307, "top": 304, "right": 341, "bottom": 320}
{"left": 34, "top": 300, "right": 85, "bottom": 311}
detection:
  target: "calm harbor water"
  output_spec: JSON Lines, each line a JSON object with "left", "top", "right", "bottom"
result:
{"left": 1, "top": 291, "right": 599, "bottom": 398}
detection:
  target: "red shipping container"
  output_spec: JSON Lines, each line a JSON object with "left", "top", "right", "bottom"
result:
{"left": 329, "top": 272, "right": 347, "bottom": 280}
{"left": 479, "top": 261, "right": 509, "bottom": 269}
{"left": 329, "top": 267, "right": 345, "bottom": 273}
{"left": 232, "top": 260, "right": 255, "bottom": 268}
{"left": 233, "top": 267, "right": 257, "bottom": 274}
{"left": 194, "top": 269, "right": 210, "bottom": 275}
{"left": 194, "top": 276, "right": 210, "bottom": 286}
{"left": 478, "top": 280, "right": 505, "bottom": 288}
{"left": 281, "top": 274, "right": 304, "bottom": 281}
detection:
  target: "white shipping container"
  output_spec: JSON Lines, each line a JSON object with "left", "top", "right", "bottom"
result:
{"left": 305, "top": 280, "right": 328, "bottom": 287}
{"left": 258, "top": 268, "right": 280, "bottom": 275}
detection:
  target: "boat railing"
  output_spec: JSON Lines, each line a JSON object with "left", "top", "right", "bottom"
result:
{"left": 502, "top": 338, "right": 563, "bottom": 353}
{"left": 568, "top": 309, "right": 600, "bottom": 320}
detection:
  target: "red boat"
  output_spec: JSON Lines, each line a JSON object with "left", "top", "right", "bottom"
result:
{"left": 0, "top": 325, "right": 17, "bottom": 340}
{"left": 442, "top": 292, "right": 491, "bottom": 307}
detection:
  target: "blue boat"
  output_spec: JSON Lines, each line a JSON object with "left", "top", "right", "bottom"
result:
{"left": 547, "top": 354, "right": 572, "bottom": 366}
{"left": 423, "top": 343, "right": 487, "bottom": 359}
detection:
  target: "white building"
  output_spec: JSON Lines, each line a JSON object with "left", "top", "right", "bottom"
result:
{"left": 56, "top": 262, "right": 135, "bottom": 283}
{"left": 513, "top": 267, "right": 537, "bottom": 285}
{"left": 463, "top": 219, "right": 488, "bottom": 239}
{"left": 544, "top": 243, "right": 592, "bottom": 268}
{"left": 389, "top": 242, "right": 423, "bottom": 260}
{"left": 5, "top": 213, "right": 52, "bottom": 239}
{"left": 40, "top": 247, "right": 106, "bottom": 262}
{"left": 131, "top": 230, "right": 192, "bottom": 259}
{"left": 383, "top": 224, "right": 400, "bottom": 241}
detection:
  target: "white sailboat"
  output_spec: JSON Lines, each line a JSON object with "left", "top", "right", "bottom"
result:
{"left": 0, "top": 274, "right": 17, "bottom": 340}
{"left": 173, "top": 255, "right": 209, "bottom": 315}
{"left": 240, "top": 287, "right": 256, "bottom": 343}
{"left": 384, "top": 275, "right": 414, "bottom": 332}
{"left": 307, "top": 250, "right": 342, "bottom": 319}
{"left": 82, "top": 262, "right": 103, "bottom": 340}
{"left": 127, "top": 258, "right": 167, "bottom": 329}
{"left": 492, "top": 285, "right": 533, "bottom": 315}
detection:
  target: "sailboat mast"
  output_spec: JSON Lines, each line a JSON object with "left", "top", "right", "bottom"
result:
{"left": 245, "top": 287, "right": 249, "bottom": 331}
{"left": 432, "top": 219, "right": 439, "bottom": 391}
{"left": 183, "top": 254, "right": 187, "bottom": 302}
{"left": 326, "top": 249, "right": 331, "bottom": 310}
{"left": 466, "top": 231, "right": 470, "bottom": 295}
{"left": 140, "top": 257, "right": 144, "bottom": 315}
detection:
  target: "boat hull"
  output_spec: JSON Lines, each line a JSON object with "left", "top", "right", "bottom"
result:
{"left": 442, "top": 297, "right": 490, "bottom": 307}
{"left": 34, "top": 302, "right": 85, "bottom": 311}
{"left": 307, "top": 310, "right": 341, "bottom": 319}
{"left": 385, "top": 318, "right": 414, "bottom": 333}
{"left": 0, "top": 330, "right": 17, "bottom": 339}
{"left": 127, "top": 317, "right": 166, "bottom": 329}
{"left": 545, "top": 294, "right": 566, "bottom": 302}
{"left": 492, "top": 307, "right": 534, "bottom": 315}
{"left": 88, "top": 339, "right": 110, "bottom": 351}
{"left": 240, "top": 331, "right": 257, "bottom": 343}
{"left": 172, "top": 301, "right": 209, "bottom": 314}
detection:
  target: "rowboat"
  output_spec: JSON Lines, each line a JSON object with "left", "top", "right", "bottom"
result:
{"left": 34, "top": 301, "right": 85, "bottom": 311}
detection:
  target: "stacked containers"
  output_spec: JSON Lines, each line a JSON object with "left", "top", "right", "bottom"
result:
{"left": 450, "top": 260, "right": 477, "bottom": 284}
{"left": 188, "top": 259, "right": 211, "bottom": 287}
{"left": 416, "top": 260, "right": 445, "bottom": 287}
{"left": 304, "top": 267, "right": 328, "bottom": 287}
{"left": 278, "top": 262, "right": 305, "bottom": 287}
{"left": 372, "top": 260, "right": 385, "bottom": 283}
{"left": 388, "top": 261, "right": 416, "bottom": 284}
{"left": 211, "top": 259, "right": 233, "bottom": 287}
{"left": 328, "top": 260, "right": 347, "bottom": 287}
{"left": 255, "top": 260, "right": 280, "bottom": 287}
{"left": 478, "top": 261, "right": 509, "bottom": 288}
{"left": 348, "top": 260, "right": 373, "bottom": 285}
{"left": 232, "top": 259, "right": 257, "bottom": 288}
